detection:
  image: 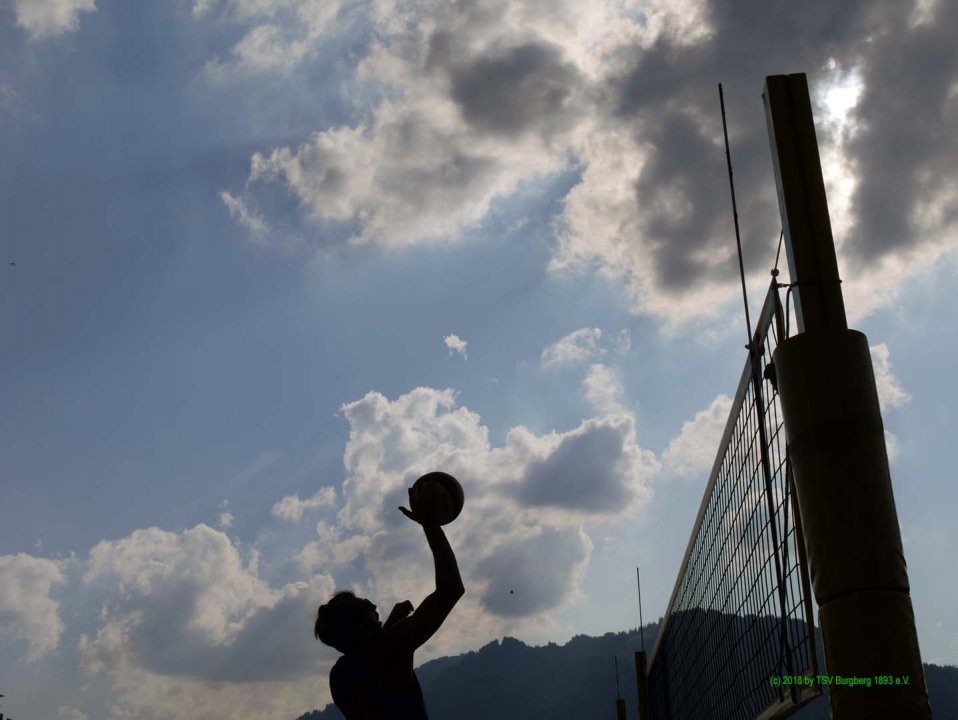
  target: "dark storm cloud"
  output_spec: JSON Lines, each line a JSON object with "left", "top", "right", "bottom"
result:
{"left": 601, "top": 0, "right": 951, "bottom": 290}
{"left": 473, "top": 527, "right": 590, "bottom": 617}
{"left": 447, "top": 39, "right": 583, "bottom": 137}
{"left": 517, "top": 419, "right": 633, "bottom": 512}
{"left": 636, "top": 110, "right": 733, "bottom": 290}
{"left": 844, "top": 0, "right": 958, "bottom": 265}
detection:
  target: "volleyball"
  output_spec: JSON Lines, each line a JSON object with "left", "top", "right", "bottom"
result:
{"left": 411, "top": 472, "right": 464, "bottom": 526}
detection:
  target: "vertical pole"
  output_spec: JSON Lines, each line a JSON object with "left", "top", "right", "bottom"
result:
{"left": 634, "top": 567, "right": 650, "bottom": 719}
{"left": 719, "top": 82, "right": 754, "bottom": 347}
{"left": 635, "top": 651, "right": 650, "bottom": 720}
{"left": 614, "top": 656, "right": 627, "bottom": 720}
{"left": 765, "top": 73, "right": 931, "bottom": 719}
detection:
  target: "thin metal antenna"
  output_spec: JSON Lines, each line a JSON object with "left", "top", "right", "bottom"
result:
{"left": 719, "top": 82, "right": 754, "bottom": 349}
{"left": 615, "top": 656, "right": 622, "bottom": 699}
{"left": 636, "top": 566, "right": 646, "bottom": 653}
{"left": 773, "top": 227, "right": 785, "bottom": 277}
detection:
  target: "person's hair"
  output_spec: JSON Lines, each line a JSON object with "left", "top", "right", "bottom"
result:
{"left": 315, "top": 590, "right": 368, "bottom": 653}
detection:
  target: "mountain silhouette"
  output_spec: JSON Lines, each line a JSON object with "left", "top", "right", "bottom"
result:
{"left": 295, "top": 617, "right": 957, "bottom": 719}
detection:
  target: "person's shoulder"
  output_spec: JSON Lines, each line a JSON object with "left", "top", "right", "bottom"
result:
{"left": 330, "top": 655, "right": 347, "bottom": 682}
{"left": 330, "top": 655, "right": 367, "bottom": 719}
{"left": 331, "top": 653, "right": 362, "bottom": 682}
{"left": 385, "top": 617, "right": 412, "bottom": 640}
{"left": 329, "top": 656, "right": 350, "bottom": 705}
{"left": 384, "top": 619, "right": 416, "bottom": 653}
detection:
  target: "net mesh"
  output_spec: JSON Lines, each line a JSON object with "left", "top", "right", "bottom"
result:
{"left": 647, "top": 282, "right": 819, "bottom": 720}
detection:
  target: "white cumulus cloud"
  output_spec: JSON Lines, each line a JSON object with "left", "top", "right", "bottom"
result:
{"left": 0, "top": 553, "right": 68, "bottom": 661}
{"left": 11, "top": 0, "right": 96, "bottom": 40}
{"left": 443, "top": 333, "right": 468, "bottom": 359}
{"left": 870, "top": 342, "right": 910, "bottom": 414}
{"left": 80, "top": 524, "right": 335, "bottom": 684}
{"left": 199, "top": 0, "right": 342, "bottom": 76}
{"left": 581, "top": 363, "right": 627, "bottom": 416}
{"left": 541, "top": 328, "right": 604, "bottom": 367}
{"left": 541, "top": 328, "right": 632, "bottom": 368}
{"left": 217, "top": 499, "right": 234, "bottom": 529}
{"left": 271, "top": 486, "right": 337, "bottom": 521}
{"left": 331, "top": 385, "right": 657, "bottom": 654}
{"left": 884, "top": 430, "right": 902, "bottom": 464}
{"left": 663, "top": 394, "right": 733, "bottom": 480}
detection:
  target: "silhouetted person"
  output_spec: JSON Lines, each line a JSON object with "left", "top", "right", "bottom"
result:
{"left": 315, "top": 486, "right": 465, "bottom": 719}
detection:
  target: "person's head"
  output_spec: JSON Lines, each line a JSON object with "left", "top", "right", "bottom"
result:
{"left": 315, "top": 591, "right": 383, "bottom": 654}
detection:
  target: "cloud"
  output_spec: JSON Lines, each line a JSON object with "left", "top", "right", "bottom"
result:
{"left": 552, "top": 1, "right": 892, "bottom": 327}
{"left": 0, "top": 80, "right": 22, "bottom": 118}
{"left": 540, "top": 327, "right": 631, "bottom": 368}
{"left": 516, "top": 414, "right": 654, "bottom": 514}
{"left": 292, "top": 540, "right": 325, "bottom": 574}
{"left": 446, "top": 40, "right": 585, "bottom": 138}
{"left": 56, "top": 707, "right": 88, "bottom": 720}
{"left": 198, "top": 0, "right": 342, "bottom": 76}
{"left": 541, "top": 328, "right": 604, "bottom": 367}
{"left": 221, "top": 0, "right": 958, "bottom": 329}
{"left": 271, "top": 486, "right": 337, "bottom": 522}
{"left": 80, "top": 524, "right": 335, "bottom": 683}
{"left": 233, "top": 2, "right": 604, "bottom": 249}
{"left": 191, "top": 0, "right": 217, "bottom": 17}
{"left": 443, "top": 333, "right": 468, "bottom": 359}
{"left": 472, "top": 526, "right": 593, "bottom": 617}
{"left": 581, "top": 363, "right": 627, "bottom": 416}
{"left": 663, "top": 394, "right": 733, "bottom": 479}
{"left": 337, "top": 386, "right": 655, "bottom": 527}
{"left": 842, "top": 0, "right": 958, "bottom": 267}
{"left": 217, "top": 499, "right": 234, "bottom": 529}
{"left": 293, "top": 520, "right": 369, "bottom": 575}
{"left": 332, "top": 385, "right": 656, "bottom": 648}
{"left": 884, "top": 430, "right": 901, "bottom": 464}
{"left": 11, "top": 0, "right": 96, "bottom": 40}
{"left": 0, "top": 553, "right": 68, "bottom": 661}
{"left": 870, "top": 343, "right": 910, "bottom": 414}
{"left": 219, "top": 190, "right": 269, "bottom": 236}
{"left": 12, "top": 384, "right": 657, "bottom": 715}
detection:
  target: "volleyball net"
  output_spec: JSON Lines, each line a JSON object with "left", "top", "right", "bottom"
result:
{"left": 646, "top": 281, "right": 820, "bottom": 720}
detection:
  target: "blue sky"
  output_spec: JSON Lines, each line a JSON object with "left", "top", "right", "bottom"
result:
{"left": 1, "top": 0, "right": 956, "bottom": 717}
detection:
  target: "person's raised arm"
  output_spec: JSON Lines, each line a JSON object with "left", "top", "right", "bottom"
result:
{"left": 423, "top": 523, "right": 465, "bottom": 598}
{"left": 396, "top": 489, "right": 465, "bottom": 649}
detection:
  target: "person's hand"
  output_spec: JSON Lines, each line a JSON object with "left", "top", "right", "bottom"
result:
{"left": 383, "top": 600, "right": 414, "bottom": 630}
{"left": 392, "top": 600, "right": 413, "bottom": 617}
{"left": 398, "top": 485, "right": 443, "bottom": 527}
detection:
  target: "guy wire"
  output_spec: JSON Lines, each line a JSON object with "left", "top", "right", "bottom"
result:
{"left": 719, "top": 82, "right": 753, "bottom": 349}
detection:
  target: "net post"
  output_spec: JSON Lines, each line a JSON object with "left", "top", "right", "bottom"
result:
{"left": 764, "top": 72, "right": 931, "bottom": 719}
{"left": 763, "top": 73, "right": 846, "bottom": 335}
